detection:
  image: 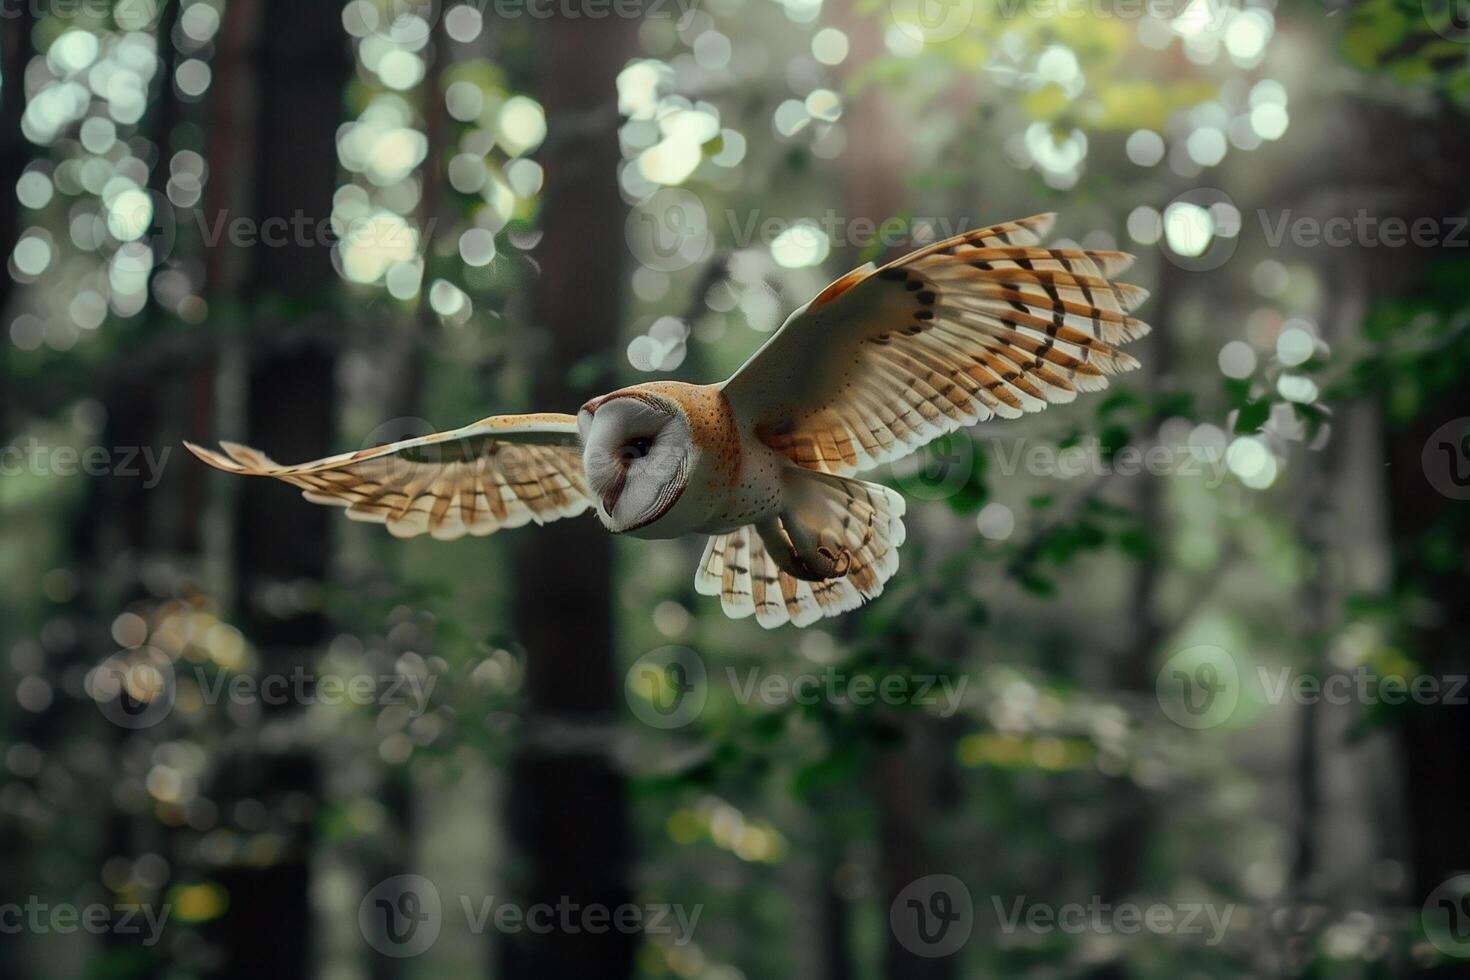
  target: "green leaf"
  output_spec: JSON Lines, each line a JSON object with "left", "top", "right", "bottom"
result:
{"left": 1234, "top": 399, "right": 1271, "bottom": 433}
{"left": 1018, "top": 571, "right": 1056, "bottom": 596}
{"left": 1118, "top": 529, "right": 1152, "bottom": 559}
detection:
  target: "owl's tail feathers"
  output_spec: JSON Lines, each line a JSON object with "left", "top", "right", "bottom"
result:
{"left": 694, "top": 470, "right": 906, "bottom": 629}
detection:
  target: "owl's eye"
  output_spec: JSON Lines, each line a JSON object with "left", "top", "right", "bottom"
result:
{"left": 621, "top": 436, "right": 655, "bottom": 461}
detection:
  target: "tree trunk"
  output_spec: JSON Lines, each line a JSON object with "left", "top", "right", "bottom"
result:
{"left": 504, "top": 16, "right": 636, "bottom": 980}
{"left": 205, "top": 1, "right": 345, "bottom": 977}
{"left": 1085, "top": 255, "right": 1181, "bottom": 980}
{"left": 0, "top": 3, "right": 33, "bottom": 321}
{"left": 0, "top": 1, "right": 36, "bottom": 418}
{"left": 830, "top": 13, "right": 958, "bottom": 979}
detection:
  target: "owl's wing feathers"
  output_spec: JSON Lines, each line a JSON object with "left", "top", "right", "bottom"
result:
{"left": 696, "top": 471, "right": 905, "bottom": 629}
{"left": 185, "top": 413, "right": 591, "bottom": 541}
{"left": 721, "top": 213, "right": 1150, "bottom": 476}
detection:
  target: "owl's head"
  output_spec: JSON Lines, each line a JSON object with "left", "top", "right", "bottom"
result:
{"left": 578, "top": 391, "right": 692, "bottom": 533}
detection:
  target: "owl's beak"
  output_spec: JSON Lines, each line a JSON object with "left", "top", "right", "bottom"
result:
{"left": 599, "top": 471, "right": 624, "bottom": 517}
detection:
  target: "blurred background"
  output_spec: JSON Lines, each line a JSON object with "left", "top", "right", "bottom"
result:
{"left": 3, "top": 0, "right": 1470, "bottom": 977}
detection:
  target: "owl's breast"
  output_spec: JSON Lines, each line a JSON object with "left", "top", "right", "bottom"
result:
{"left": 613, "top": 381, "right": 783, "bottom": 539}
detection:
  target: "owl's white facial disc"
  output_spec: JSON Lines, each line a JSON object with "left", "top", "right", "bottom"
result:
{"left": 578, "top": 395, "right": 692, "bottom": 533}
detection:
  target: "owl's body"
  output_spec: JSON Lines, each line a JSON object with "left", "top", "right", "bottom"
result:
{"left": 579, "top": 380, "right": 776, "bottom": 540}
{"left": 188, "top": 214, "right": 1149, "bottom": 627}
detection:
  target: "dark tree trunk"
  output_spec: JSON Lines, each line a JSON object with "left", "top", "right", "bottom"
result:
{"left": 0, "top": 2, "right": 35, "bottom": 417}
{"left": 504, "top": 16, "right": 636, "bottom": 980}
{"left": 0, "top": 3, "right": 32, "bottom": 322}
{"left": 1392, "top": 391, "right": 1470, "bottom": 979}
{"left": 1085, "top": 257, "right": 1181, "bottom": 980}
{"left": 831, "top": 14, "right": 957, "bottom": 979}
{"left": 1389, "top": 381, "right": 1470, "bottom": 980}
{"left": 1268, "top": 95, "right": 1470, "bottom": 978}
{"left": 205, "top": 1, "right": 345, "bottom": 977}
{"left": 874, "top": 724, "right": 957, "bottom": 980}
{"left": 818, "top": 846, "right": 856, "bottom": 980}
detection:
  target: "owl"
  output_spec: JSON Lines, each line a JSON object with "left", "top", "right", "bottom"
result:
{"left": 188, "top": 214, "right": 1149, "bottom": 628}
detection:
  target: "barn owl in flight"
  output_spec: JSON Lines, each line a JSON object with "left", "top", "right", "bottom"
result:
{"left": 188, "top": 214, "right": 1149, "bottom": 628}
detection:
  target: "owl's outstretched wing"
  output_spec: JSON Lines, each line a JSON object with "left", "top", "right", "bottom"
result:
{"left": 720, "top": 214, "right": 1150, "bottom": 476}
{"left": 185, "top": 413, "right": 591, "bottom": 540}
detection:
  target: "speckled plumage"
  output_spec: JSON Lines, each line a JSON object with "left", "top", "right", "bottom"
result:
{"left": 187, "top": 214, "right": 1150, "bottom": 628}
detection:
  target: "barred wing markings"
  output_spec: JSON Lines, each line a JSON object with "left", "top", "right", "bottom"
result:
{"left": 720, "top": 214, "right": 1151, "bottom": 477}
{"left": 185, "top": 413, "right": 591, "bottom": 540}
